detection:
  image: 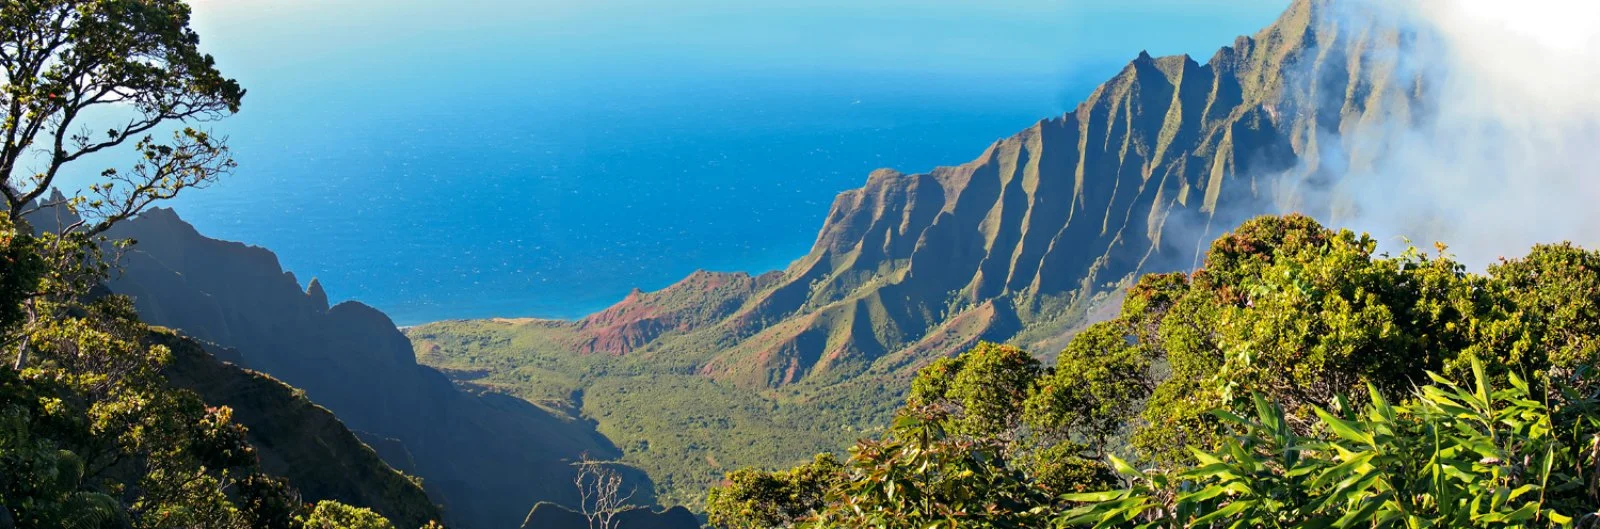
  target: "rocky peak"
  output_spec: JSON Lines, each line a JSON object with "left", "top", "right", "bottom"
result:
{"left": 598, "top": 0, "right": 1431, "bottom": 390}
{"left": 306, "top": 277, "right": 330, "bottom": 312}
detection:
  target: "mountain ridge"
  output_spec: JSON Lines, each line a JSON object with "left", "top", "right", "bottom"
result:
{"left": 103, "top": 208, "right": 666, "bottom": 529}
{"left": 485, "top": 0, "right": 1317, "bottom": 386}
{"left": 411, "top": 0, "right": 1437, "bottom": 504}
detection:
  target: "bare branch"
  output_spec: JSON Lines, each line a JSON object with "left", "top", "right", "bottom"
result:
{"left": 1, "top": 0, "right": 244, "bottom": 221}
{"left": 572, "top": 454, "right": 638, "bottom": 529}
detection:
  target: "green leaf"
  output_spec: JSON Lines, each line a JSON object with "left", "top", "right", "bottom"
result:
{"left": 1189, "top": 499, "right": 1252, "bottom": 526}
{"left": 1313, "top": 406, "right": 1374, "bottom": 446}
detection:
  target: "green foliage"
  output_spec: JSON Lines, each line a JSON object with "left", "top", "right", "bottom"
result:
{"left": 1026, "top": 321, "right": 1153, "bottom": 453}
{"left": 1061, "top": 362, "right": 1598, "bottom": 527}
{"left": 0, "top": 6, "right": 441, "bottom": 528}
{"left": 0, "top": 217, "right": 44, "bottom": 330}
{"left": 811, "top": 408, "right": 1054, "bottom": 529}
{"left": 705, "top": 454, "right": 841, "bottom": 529}
{"left": 1482, "top": 243, "right": 1600, "bottom": 389}
{"left": 706, "top": 342, "right": 1123, "bottom": 528}
{"left": 0, "top": 366, "right": 123, "bottom": 529}
{"left": 0, "top": 281, "right": 416, "bottom": 528}
{"left": 409, "top": 321, "right": 865, "bottom": 507}
{"left": 0, "top": 169, "right": 420, "bottom": 529}
{"left": 1130, "top": 214, "right": 1512, "bottom": 464}
{"left": 296, "top": 501, "right": 398, "bottom": 529}
{"left": 909, "top": 342, "right": 1042, "bottom": 438}
{"left": 0, "top": 293, "right": 265, "bottom": 528}
{"left": 1022, "top": 441, "right": 1116, "bottom": 497}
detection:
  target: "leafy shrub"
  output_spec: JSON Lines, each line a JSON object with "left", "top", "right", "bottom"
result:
{"left": 1061, "top": 361, "right": 1598, "bottom": 527}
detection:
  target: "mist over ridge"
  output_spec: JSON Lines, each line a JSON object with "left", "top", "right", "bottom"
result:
{"left": 1274, "top": 0, "right": 1600, "bottom": 265}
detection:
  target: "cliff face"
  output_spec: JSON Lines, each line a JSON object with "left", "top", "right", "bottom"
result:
{"left": 105, "top": 209, "right": 652, "bottom": 529}
{"left": 153, "top": 330, "right": 441, "bottom": 528}
{"left": 537, "top": 0, "right": 1423, "bottom": 389}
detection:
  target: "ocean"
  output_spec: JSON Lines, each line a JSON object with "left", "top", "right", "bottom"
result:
{"left": 161, "top": 72, "right": 1087, "bottom": 324}
{"left": 102, "top": 0, "right": 1289, "bottom": 325}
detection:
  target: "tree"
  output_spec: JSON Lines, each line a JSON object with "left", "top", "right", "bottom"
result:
{"left": 572, "top": 455, "right": 637, "bottom": 529}
{"left": 811, "top": 405, "right": 1055, "bottom": 529}
{"left": 0, "top": 216, "right": 42, "bottom": 327}
{"left": 0, "top": 226, "right": 418, "bottom": 529}
{"left": 296, "top": 501, "right": 396, "bottom": 529}
{"left": 0, "top": 5, "right": 430, "bottom": 529}
{"left": 1128, "top": 214, "right": 1496, "bottom": 463}
{"left": 705, "top": 453, "right": 841, "bottom": 529}
{"left": 2, "top": 0, "right": 243, "bottom": 371}
{"left": 1025, "top": 320, "right": 1153, "bottom": 455}
{"left": 1, "top": 0, "right": 244, "bottom": 232}
{"left": 1483, "top": 242, "right": 1600, "bottom": 390}
{"left": 907, "top": 342, "right": 1042, "bottom": 439}
{"left": 707, "top": 341, "right": 1117, "bottom": 528}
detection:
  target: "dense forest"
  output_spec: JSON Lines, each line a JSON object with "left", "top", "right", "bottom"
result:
{"left": 704, "top": 214, "right": 1600, "bottom": 527}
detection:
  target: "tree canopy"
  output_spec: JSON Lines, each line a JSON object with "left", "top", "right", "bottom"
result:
{"left": 1, "top": 0, "right": 243, "bottom": 233}
{"left": 706, "top": 214, "right": 1600, "bottom": 528}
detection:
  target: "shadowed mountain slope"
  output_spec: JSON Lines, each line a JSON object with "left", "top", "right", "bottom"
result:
{"left": 104, "top": 209, "right": 660, "bottom": 529}
{"left": 152, "top": 330, "right": 442, "bottom": 528}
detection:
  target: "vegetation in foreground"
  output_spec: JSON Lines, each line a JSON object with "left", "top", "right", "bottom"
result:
{"left": 0, "top": 1, "right": 436, "bottom": 526}
{"left": 706, "top": 214, "right": 1600, "bottom": 528}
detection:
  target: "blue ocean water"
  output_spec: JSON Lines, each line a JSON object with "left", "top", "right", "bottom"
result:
{"left": 99, "top": 0, "right": 1290, "bottom": 325}
{"left": 163, "top": 72, "right": 1090, "bottom": 324}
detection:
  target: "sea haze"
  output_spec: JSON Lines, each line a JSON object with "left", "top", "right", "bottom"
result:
{"left": 113, "top": 0, "right": 1289, "bottom": 325}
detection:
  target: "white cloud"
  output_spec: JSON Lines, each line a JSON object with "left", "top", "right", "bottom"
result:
{"left": 1302, "top": 0, "right": 1600, "bottom": 265}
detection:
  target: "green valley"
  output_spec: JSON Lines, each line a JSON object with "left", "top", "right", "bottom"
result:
{"left": 410, "top": 319, "right": 868, "bottom": 508}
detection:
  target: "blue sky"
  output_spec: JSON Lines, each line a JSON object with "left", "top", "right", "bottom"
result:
{"left": 187, "top": 0, "right": 1290, "bottom": 104}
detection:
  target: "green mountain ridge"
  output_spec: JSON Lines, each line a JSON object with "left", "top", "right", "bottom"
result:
{"left": 410, "top": 0, "right": 1435, "bottom": 506}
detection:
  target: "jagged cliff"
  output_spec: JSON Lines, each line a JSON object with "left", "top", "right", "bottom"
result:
{"left": 512, "top": 0, "right": 1422, "bottom": 388}
{"left": 105, "top": 209, "right": 660, "bottom": 529}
